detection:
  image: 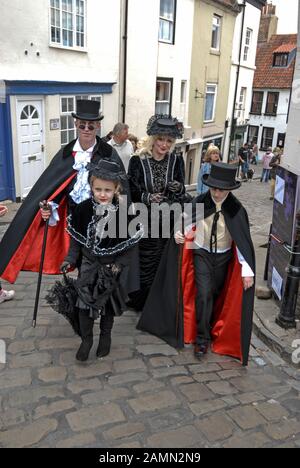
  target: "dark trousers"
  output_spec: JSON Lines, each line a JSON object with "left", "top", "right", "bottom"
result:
{"left": 193, "top": 249, "right": 232, "bottom": 345}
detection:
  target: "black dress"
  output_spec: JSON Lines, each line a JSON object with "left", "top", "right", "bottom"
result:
{"left": 127, "top": 151, "right": 188, "bottom": 310}
{"left": 46, "top": 198, "right": 144, "bottom": 333}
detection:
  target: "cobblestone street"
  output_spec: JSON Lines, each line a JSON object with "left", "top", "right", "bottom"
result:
{"left": 0, "top": 169, "right": 300, "bottom": 448}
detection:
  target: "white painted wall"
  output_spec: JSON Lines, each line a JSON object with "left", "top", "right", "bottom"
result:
{"left": 248, "top": 89, "right": 290, "bottom": 157}
{"left": 223, "top": 1, "right": 261, "bottom": 160}
{"left": 125, "top": 0, "right": 194, "bottom": 139}
{"left": 0, "top": 0, "right": 120, "bottom": 83}
{"left": 282, "top": 3, "right": 300, "bottom": 175}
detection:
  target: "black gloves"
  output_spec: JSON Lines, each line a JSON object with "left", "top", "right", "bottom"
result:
{"left": 167, "top": 180, "right": 182, "bottom": 193}
{"left": 60, "top": 261, "right": 72, "bottom": 273}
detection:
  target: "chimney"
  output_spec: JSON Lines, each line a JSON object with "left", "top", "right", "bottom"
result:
{"left": 259, "top": 2, "right": 278, "bottom": 43}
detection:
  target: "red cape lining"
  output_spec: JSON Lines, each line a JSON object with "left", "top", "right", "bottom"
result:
{"left": 181, "top": 235, "right": 243, "bottom": 362}
{"left": 2, "top": 174, "right": 76, "bottom": 283}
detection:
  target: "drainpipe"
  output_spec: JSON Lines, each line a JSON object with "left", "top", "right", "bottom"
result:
{"left": 121, "top": 0, "right": 129, "bottom": 123}
{"left": 227, "top": 0, "right": 246, "bottom": 162}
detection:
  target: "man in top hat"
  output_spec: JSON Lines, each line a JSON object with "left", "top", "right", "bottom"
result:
{"left": 0, "top": 100, "right": 130, "bottom": 283}
{"left": 138, "top": 162, "right": 255, "bottom": 366}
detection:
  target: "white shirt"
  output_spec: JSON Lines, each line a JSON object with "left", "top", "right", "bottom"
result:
{"left": 193, "top": 195, "right": 254, "bottom": 277}
{"left": 108, "top": 138, "right": 133, "bottom": 171}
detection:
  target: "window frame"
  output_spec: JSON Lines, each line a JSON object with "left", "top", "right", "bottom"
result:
{"left": 265, "top": 91, "right": 279, "bottom": 116}
{"left": 243, "top": 27, "right": 253, "bottom": 61}
{"left": 237, "top": 87, "right": 247, "bottom": 120}
{"left": 260, "top": 126, "right": 274, "bottom": 151}
{"left": 159, "top": 0, "right": 177, "bottom": 45}
{"left": 273, "top": 53, "right": 289, "bottom": 67}
{"left": 49, "top": 0, "right": 87, "bottom": 51}
{"left": 211, "top": 14, "right": 222, "bottom": 50}
{"left": 250, "top": 91, "right": 264, "bottom": 115}
{"left": 155, "top": 78, "right": 173, "bottom": 115}
{"left": 204, "top": 83, "right": 218, "bottom": 123}
{"left": 60, "top": 94, "right": 102, "bottom": 147}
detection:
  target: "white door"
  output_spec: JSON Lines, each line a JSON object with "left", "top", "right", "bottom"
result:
{"left": 17, "top": 100, "right": 45, "bottom": 198}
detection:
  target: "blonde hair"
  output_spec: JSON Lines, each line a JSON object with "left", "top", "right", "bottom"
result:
{"left": 137, "top": 135, "right": 176, "bottom": 157}
{"left": 204, "top": 145, "right": 220, "bottom": 162}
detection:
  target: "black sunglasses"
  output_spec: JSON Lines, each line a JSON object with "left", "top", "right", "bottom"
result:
{"left": 78, "top": 122, "right": 97, "bottom": 131}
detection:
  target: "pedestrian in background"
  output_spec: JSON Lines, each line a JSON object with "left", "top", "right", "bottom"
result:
{"left": 238, "top": 142, "right": 251, "bottom": 181}
{"left": 261, "top": 147, "right": 274, "bottom": 183}
{"left": 128, "top": 133, "right": 139, "bottom": 153}
{"left": 197, "top": 145, "right": 220, "bottom": 194}
{"left": 108, "top": 123, "right": 134, "bottom": 171}
{"left": 269, "top": 148, "right": 282, "bottom": 200}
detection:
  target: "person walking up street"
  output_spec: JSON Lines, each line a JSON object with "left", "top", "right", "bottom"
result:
{"left": 238, "top": 142, "right": 251, "bottom": 181}
{"left": 261, "top": 147, "right": 274, "bottom": 183}
{"left": 269, "top": 148, "right": 282, "bottom": 200}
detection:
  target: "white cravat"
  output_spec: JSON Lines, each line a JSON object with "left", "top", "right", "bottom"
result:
{"left": 69, "top": 140, "right": 96, "bottom": 204}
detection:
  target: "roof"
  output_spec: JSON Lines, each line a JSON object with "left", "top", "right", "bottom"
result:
{"left": 273, "top": 43, "right": 297, "bottom": 54}
{"left": 253, "top": 34, "right": 297, "bottom": 89}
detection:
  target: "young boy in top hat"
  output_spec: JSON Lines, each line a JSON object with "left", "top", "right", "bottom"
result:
{"left": 138, "top": 162, "right": 255, "bottom": 366}
{"left": 0, "top": 99, "right": 130, "bottom": 285}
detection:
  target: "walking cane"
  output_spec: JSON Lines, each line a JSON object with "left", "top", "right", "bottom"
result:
{"left": 32, "top": 201, "right": 50, "bottom": 328}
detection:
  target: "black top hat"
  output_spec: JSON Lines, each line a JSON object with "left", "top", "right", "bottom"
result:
{"left": 87, "top": 159, "right": 126, "bottom": 183}
{"left": 72, "top": 99, "right": 104, "bottom": 121}
{"left": 202, "top": 162, "right": 241, "bottom": 190}
{"left": 146, "top": 114, "right": 183, "bottom": 139}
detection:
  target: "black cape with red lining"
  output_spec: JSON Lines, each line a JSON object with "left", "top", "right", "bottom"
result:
{"left": 0, "top": 137, "right": 128, "bottom": 283}
{"left": 137, "top": 190, "right": 256, "bottom": 366}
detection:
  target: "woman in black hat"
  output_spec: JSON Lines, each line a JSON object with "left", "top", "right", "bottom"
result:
{"left": 0, "top": 99, "right": 130, "bottom": 285}
{"left": 138, "top": 162, "right": 255, "bottom": 366}
{"left": 47, "top": 159, "right": 143, "bottom": 362}
{"left": 127, "top": 114, "right": 189, "bottom": 311}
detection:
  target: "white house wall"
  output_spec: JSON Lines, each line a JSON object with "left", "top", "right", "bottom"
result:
{"left": 249, "top": 89, "right": 290, "bottom": 156}
{"left": 0, "top": 0, "right": 120, "bottom": 83}
{"left": 125, "top": 0, "right": 194, "bottom": 139}
{"left": 157, "top": 0, "right": 194, "bottom": 124}
{"left": 223, "top": 1, "right": 261, "bottom": 160}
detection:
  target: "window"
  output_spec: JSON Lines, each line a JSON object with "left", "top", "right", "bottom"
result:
{"left": 250, "top": 91, "right": 264, "bottom": 115}
{"left": 155, "top": 79, "right": 173, "bottom": 114}
{"left": 265, "top": 92, "right": 279, "bottom": 115}
{"left": 60, "top": 95, "right": 102, "bottom": 146}
{"left": 237, "top": 87, "right": 247, "bottom": 120}
{"left": 247, "top": 125, "right": 259, "bottom": 145}
{"left": 261, "top": 127, "right": 274, "bottom": 151}
{"left": 273, "top": 53, "right": 289, "bottom": 67}
{"left": 204, "top": 84, "right": 217, "bottom": 122}
{"left": 243, "top": 28, "right": 252, "bottom": 61}
{"left": 159, "top": 0, "right": 176, "bottom": 44}
{"left": 211, "top": 15, "right": 221, "bottom": 50}
{"left": 50, "top": 0, "right": 86, "bottom": 49}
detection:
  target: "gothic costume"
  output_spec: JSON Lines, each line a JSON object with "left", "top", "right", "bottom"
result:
{"left": 137, "top": 163, "right": 255, "bottom": 366}
{"left": 47, "top": 160, "right": 143, "bottom": 361}
{"left": 0, "top": 137, "right": 129, "bottom": 284}
{"left": 127, "top": 137, "right": 189, "bottom": 310}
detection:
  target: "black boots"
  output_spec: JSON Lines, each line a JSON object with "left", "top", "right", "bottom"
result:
{"left": 76, "top": 312, "right": 94, "bottom": 362}
{"left": 96, "top": 313, "right": 114, "bottom": 358}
